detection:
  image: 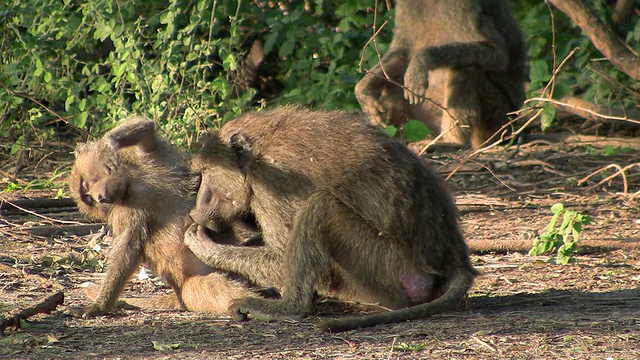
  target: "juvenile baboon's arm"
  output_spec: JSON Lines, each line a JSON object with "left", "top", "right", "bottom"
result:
{"left": 105, "top": 117, "right": 157, "bottom": 153}
{"left": 81, "top": 227, "right": 145, "bottom": 317}
{"left": 405, "top": 41, "right": 509, "bottom": 105}
{"left": 184, "top": 223, "right": 284, "bottom": 288}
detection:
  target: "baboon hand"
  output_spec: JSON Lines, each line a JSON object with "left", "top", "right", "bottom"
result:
{"left": 184, "top": 222, "right": 221, "bottom": 266}
{"left": 403, "top": 62, "right": 429, "bottom": 105}
{"left": 228, "top": 297, "right": 304, "bottom": 322}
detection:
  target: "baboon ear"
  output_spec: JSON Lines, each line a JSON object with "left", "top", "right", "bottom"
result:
{"left": 228, "top": 132, "right": 253, "bottom": 170}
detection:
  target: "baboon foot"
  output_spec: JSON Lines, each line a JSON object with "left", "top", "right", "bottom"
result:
{"left": 355, "top": 88, "right": 386, "bottom": 125}
{"left": 64, "top": 303, "right": 109, "bottom": 318}
{"left": 228, "top": 297, "right": 305, "bottom": 322}
{"left": 256, "top": 287, "right": 281, "bottom": 299}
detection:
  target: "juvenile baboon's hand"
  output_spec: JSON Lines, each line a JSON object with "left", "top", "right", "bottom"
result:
{"left": 228, "top": 297, "right": 303, "bottom": 322}
{"left": 403, "top": 61, "right": 429, "bottom": 105}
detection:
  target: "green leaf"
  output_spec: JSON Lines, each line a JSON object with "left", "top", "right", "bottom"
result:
{"left": 279, "top": 37, "right": 296, "bottom": 58}
{"left": 152, "top": 341, "right": 181, "bottom": 351}
{"left": 540, "top": 103, "right": 556, "bottom": 131}
{"left": 65, "top": 95, "right": 74, "bottom": 112}
{"left": 550, "top": 203, "right": 564, "bottom": 214}
{"left": 264, "top": 32, "right": 279, "bottom": 54}
{"left": 220, "top": 50, "right": 237, "bottom": 71}
{"left": 529, "top": 59, "right": 551, "bottom": 84}
{"left": 403, "top": 120, "right": 431, "bottom": 142}
{"left": 384, "top": 125, "right": 398, "bottom": 137}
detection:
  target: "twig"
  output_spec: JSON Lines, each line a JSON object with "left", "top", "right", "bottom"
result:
{"left": 0, "top": 194, "right": 83, "bottom": 225}
{"left": 0, "top": 292, "right": 64, "bottom": 336}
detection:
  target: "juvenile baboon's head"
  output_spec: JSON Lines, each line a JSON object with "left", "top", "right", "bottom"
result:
{"left": 69, "top": 141, "right": 129, "bottom": 220}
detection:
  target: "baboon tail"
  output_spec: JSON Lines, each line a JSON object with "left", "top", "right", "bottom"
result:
{"left": 318, "top": 270, "right": 475, "bottom": 333}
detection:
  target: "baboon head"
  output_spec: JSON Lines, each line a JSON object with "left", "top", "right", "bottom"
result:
{"left": 69, "top": 141, "right": 129, "bottom": 220}
{"left": 188, "top": 132, "right": 254, "bottom": 232}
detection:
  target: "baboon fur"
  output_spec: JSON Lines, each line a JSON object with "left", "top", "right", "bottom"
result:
{"left": 355, "top": 0, "right": 527, "bottom": 149}
{"left": 184, "top": 106, "right": 478, "bottom": 332}
{"left": 68, "top": 116, "right": 271, "bottom": 317}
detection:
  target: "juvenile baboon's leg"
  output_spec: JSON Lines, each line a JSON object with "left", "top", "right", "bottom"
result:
{"left": 184, "top": 224, "right": 285, "bottom": 288}
{"left": 439, "top": 69, "right": 482, "bottom": 147}
{"left": 355, "top": 49, "right": 409, "bottom": 124}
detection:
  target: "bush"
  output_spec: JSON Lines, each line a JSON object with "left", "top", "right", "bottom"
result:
{"left": 0, "top": 0, "right": 390, "bottom": 149}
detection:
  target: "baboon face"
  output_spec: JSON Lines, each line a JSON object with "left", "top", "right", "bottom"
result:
{"left": 69, "top": 143, "right": 129, "bottom": 219}
{"left": 188, "top": 169, "right": 249, "bottom": 233}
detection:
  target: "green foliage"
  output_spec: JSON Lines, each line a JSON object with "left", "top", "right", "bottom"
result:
{"left": 529, "top": 203, "right": 594, "bottom": 265}
{"left": 0, "top": 0, "right": 387, "bottom": 149}
{"left": 3, "top": 169, "right": 66, "bottom": 196}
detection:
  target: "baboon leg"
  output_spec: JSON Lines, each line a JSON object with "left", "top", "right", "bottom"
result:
{"left": 83, "top": 282, "right": 181, "bottom": 311}
{"left": 355, "top": 49, "right": 410, "bottom": 125}
{"left": 228, "top": 191, "right": 338, "bottom": 321}
{"left": 440, "top": 69, "right": 482, "bottom": 147}
{"left": 184, "top": 224, "right": 285, "bottom": 288}
{"left": 228, "top": 191, "right": 434, "bottom": 322}
{"left": 180, "top": 274, "right": 255, "bottom": 315}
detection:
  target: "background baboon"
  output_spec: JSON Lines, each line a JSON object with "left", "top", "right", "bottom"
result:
{"left": 184, "top": 106, "right": 478, "bottom": 332}
{"left": 355, "top": 0, "right": 527, "bottom": 149}
{"left": 68, "top": 117, "right": 273, "bottom": 317}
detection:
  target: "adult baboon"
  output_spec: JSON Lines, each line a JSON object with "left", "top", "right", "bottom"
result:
{"left": 67, "top": 117, "right": 273, "bottom": 317}
{"left": 184, "top": 106, "right": 477, "bottom": 332}
{"left": 355, "top": 0, "right": 526, "bottom": 149}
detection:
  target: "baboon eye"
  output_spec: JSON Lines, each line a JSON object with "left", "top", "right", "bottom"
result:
{"left": 80, "top": 180, "right": 94, "bottom": 205}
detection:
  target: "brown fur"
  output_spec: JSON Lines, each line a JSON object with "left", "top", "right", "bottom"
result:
{"left": 355, "top": 0, "right": 527, "bottom": 149}
{"left": 67, "top": 116, "right": 271, "bottom": 317}
{"left": 184, "top": 106, "right": 477, "bottom": 332}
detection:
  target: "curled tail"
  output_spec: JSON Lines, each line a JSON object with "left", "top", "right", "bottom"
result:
{"left": 318, "top": 270, "right": 475, "bottom": 333}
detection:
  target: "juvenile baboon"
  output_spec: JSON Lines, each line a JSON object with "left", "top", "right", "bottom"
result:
{"left": 67, "top": 116, "right": 273, "bottom": 317}
{"left": 355, "top": 0, "right": 527, "bottom": 149}
{"left": 184, "top": 106, "right": 477, "bottom": 332}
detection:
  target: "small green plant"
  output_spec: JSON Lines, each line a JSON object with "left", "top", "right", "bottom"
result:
{"left": 529, "top": 203, "right": 594, "bottom": 265}
{"left": 395, "top": 341, "right": 427, "bottom": 352}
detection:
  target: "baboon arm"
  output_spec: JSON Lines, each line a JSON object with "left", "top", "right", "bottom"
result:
{"left": 413, "top": 41, "right": 509, "bottom": 73}
{"left": 105, "top": 117, "right": 157, "bottom": 153}
{"left": 404, "top": 41, "right": 509, "bottom": 105}
{"left": 184, "top": 224, "right": 284, "bottom": 288}
{"left": 89, "top": 228, "right": 145, "bottom": 315}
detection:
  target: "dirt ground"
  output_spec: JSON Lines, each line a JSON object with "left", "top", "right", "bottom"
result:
{"left": 1, "top": 131, "right": 640, "bottom": 359}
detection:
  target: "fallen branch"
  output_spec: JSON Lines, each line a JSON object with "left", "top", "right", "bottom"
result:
{"left": 0, "top": 292, "right": 64, "bottom": 336}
